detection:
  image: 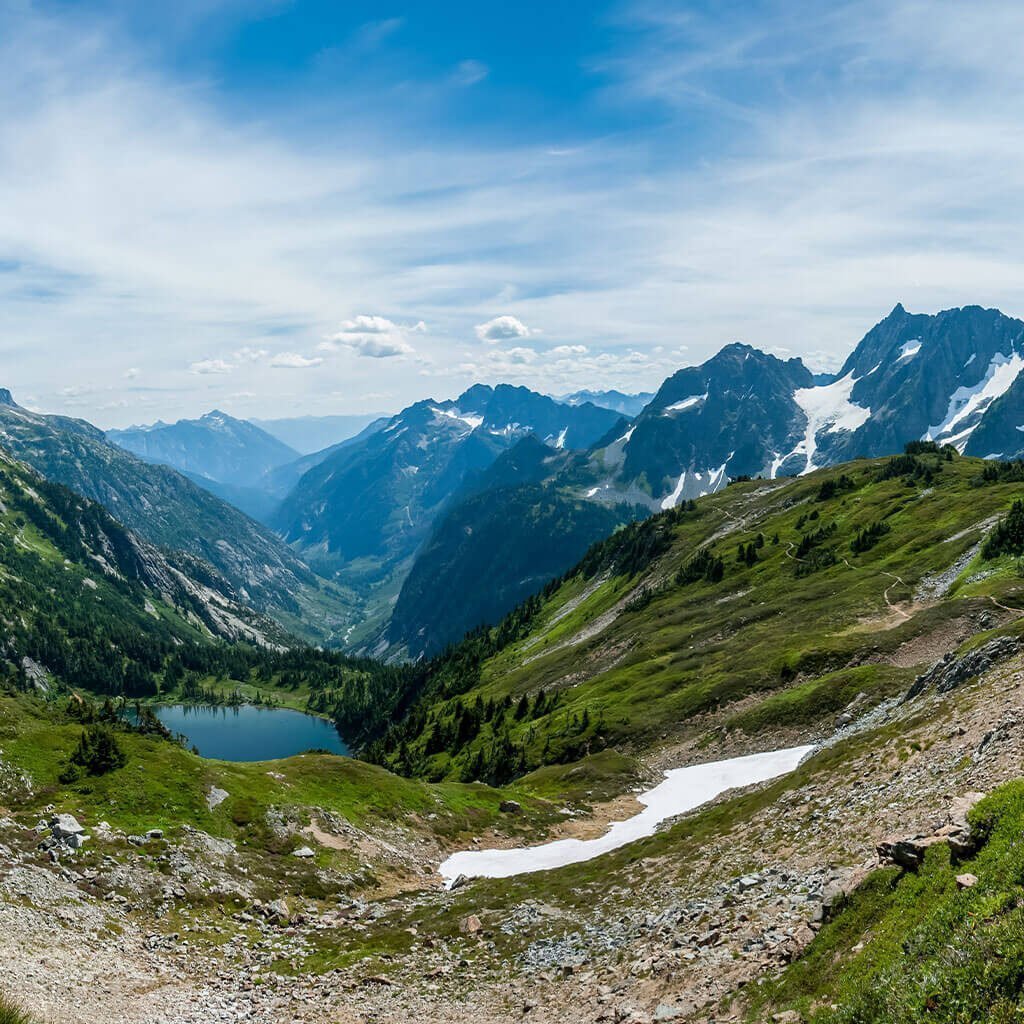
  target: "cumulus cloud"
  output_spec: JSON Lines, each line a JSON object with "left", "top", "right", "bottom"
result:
{"left": 323, "top": 313, "right": 419, "bottom": 358}
{"left": 123, "top": 367, "right": 140, "bottom": 379}
{"left": 474, "top": 316, "right": 537, "bottom": 344}
{"left": 269, "top": 352, "right": 323, "bottom": 369}
{"left": 345, "top": 336, "right": 415, "bottom": 358}
{"left": 550, "top": 344, "right": 589, "bottom": 356}
{"left": 189, "top": 358, "right": 233, "bottom": 375}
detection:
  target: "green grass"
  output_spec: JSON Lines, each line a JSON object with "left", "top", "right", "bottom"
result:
{"left": 750, "top": 779, "right": 1024, "bottom": 1022}
{"left": 0, "top": 992, "right": 35, "bottom": 1024}
{"left": 0, "top": 691, "right": 568, "bottom": 854}
{"left": 381, "top": 454, "right": 1024, "bottom": 785}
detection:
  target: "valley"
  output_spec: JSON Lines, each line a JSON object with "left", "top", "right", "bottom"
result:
{"left": 3, "top": 425, "right": 1024, "bottom": 1020}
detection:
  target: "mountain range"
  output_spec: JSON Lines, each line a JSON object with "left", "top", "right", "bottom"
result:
{"left": 0, "top": 390, "right": 351, "bottom": 642}
{"left": 380, "top": 304, "right": 1024, "bottom": 654}
{"left": 12, "top": 303, "right": 1024, "bottom": 660}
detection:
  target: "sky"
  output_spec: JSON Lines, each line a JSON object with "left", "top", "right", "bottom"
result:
{"left": 2, "top": 0, "right": 1024, "bottom": 427}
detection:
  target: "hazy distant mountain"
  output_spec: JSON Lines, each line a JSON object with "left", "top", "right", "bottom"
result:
{"left": 250, "top": 413, "right": 389, "bottom": 454}
{"left": 0, "top": 391, "right": 351, "bottom": 642}
{"left": 108, "top": 410, "right": 298, "bottom": 489}
{"left": 273, "top": 384, "right": 623, "bottom": 642}
{"left": 384, "top": 436, "right": 644, "bottom": 658}
{"left": 559, "top": 389, "right": 654, "bottom": 417}
{"left": 260, "top": 417, "right": 390, "bottom": 502}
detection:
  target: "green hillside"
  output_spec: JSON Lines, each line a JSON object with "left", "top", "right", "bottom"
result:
{"left": 367, "top": 446, "right": 1024, "bottom": 784}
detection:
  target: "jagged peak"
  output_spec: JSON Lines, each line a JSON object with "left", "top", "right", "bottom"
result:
{"left": 0, "top": 388, "right": 17, "bottom": 407}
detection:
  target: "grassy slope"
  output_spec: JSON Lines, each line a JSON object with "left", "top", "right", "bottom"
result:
{"left": 0, "top": 691, "right": 570, "bottom": 887}
{"left": 382, "top": 453, "right": 1024, "bottom": 784}
{"left": 751, "top": 780, "right": 1024, "bottom": 1023}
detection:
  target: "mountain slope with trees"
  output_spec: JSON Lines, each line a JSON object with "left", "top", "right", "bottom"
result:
{"left": 0, "top": 391, "right": 353, "bottom": 643}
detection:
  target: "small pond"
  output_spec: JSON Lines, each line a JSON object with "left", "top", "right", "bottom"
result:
{"left": 141, "top": 704, "right": 349, "bottom": 762}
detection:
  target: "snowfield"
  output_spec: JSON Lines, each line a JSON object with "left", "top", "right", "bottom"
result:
{"left": 790, "top": 372, "right": 872, "bottom": 475}
{"left": 439, "top": 745, "right": 814, "bottom": 883}
{"left": 924, "top": 351, "right": 1024, "bottom": 450}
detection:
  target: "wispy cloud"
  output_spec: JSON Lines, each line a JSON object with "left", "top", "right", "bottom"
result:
{"left": 5, "top": 2, "right": 1024, "bottom": 425}
{"left": 269, "top": 352, "right": 323, "bottom": 369}
{"left": 189, "top": 358, "right": 234, "bottom": 375}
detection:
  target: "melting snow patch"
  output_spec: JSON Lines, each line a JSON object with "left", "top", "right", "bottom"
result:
{"left": 664, "top": 393, "right": 708, "bottom": 414}
{"left": 791, "top": 372, "right": 872, "bottom": 475}
{"left": 924, "top": 351, "right": 1024, "bottom": 450}
{"left": 432, "top": 407, "right": 484, "bottom": 430}
{"left": 660, "top": 471, "right": 687, "bottom": 510}
{"left": 660, "top": 459, "right": 730, "bottom": 509}
{"left": 555, "top": 426, "right": 568, "bottom": 449}
{"left": 439, "top": 745, "right": 814, "bottom": 882}
{"left": 897, "top": 339, "right": 921, "bottom": 362}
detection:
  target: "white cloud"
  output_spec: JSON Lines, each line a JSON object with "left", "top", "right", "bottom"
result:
{"left": 323, "top": 314, "right": 419, "bottom": 358}
{"left": 336, "top": 315, "right": 399, "bottom": 335}
{"left": 269, "top": 352, "right": 323, "bottom": 369}
{"left": 343, "top": 335, "right": 415, "bottom": 359}
{"left": 189, "top": 358, "right": 233, "bottom": 375}
{"left": 550, "top": 344, "right": 589, "bottom": 356}
{"left": 503, "top": 346, "right": 538, "bottom": 364}
{"left": 474, "top": 316, "right": 537, "bottom": 343}
{"left": 234, "top": 346, "right": 268, "bottom": 362}
{"left": 123, "top": 367, "right": 140, "bottom": 379}
{"left": 452, "top": 60, "right": 489, "bottom": 87}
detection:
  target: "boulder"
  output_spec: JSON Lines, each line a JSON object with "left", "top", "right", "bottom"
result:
{"left": 291, "top": 846, "right": 316, "bottom": 859}
{"left": 905, "top": 637, "right": 1021, "bottom": 701}
{"left": 206, "top": 786, "right": 229, "bottom": 810}
{"left": 50, "top": 814, "right": 85, "bottom": 839}
{"left": 266, "top": 899, "right": 291, "bottom": 925}
{"left": 459, "top": 914, "right": 483, "bottom": 934}
{"left": 499, "top": 800, "right": 522, "bottom": 815}
{"left": 956, "top": 873, "right": 979, "bottom": 889}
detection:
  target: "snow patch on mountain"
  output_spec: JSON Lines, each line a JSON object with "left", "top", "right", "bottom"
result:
{"left": 431, "top": 407, "right": 484, "bottom": 431}
{"left": 664, "top": 393, "right": 708, "bottom": 413}
{"left": 660, "top": 459, "right": 730, "bottom": 510}
{"left": 790, "top": 372, "right": 872, "bottom": 475}
{"left": 897, "top": 339, "right": 922, "bottom": 362}
{"left": 924, "top": 351, "right": 1024, "bottom": 450}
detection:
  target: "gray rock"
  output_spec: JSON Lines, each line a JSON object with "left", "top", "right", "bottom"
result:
{"left": 291, "top": 846, "right": 315, "bottom": 858}
{"left": 206, "top": 786, "right": 229, "bottom": 810}
{"left": 50, "top": 814, "right": 85, "bottom": 838}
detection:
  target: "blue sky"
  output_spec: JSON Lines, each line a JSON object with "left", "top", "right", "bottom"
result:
{"left": 2, "top": 0, "right": 1023, "bottom": 425}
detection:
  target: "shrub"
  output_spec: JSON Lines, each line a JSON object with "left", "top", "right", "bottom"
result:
{"left": 59, "top": 724, "right": 127, "bottom": 782}
{"left": 983, "top": 500, "right": 1024, "bottom": 560}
